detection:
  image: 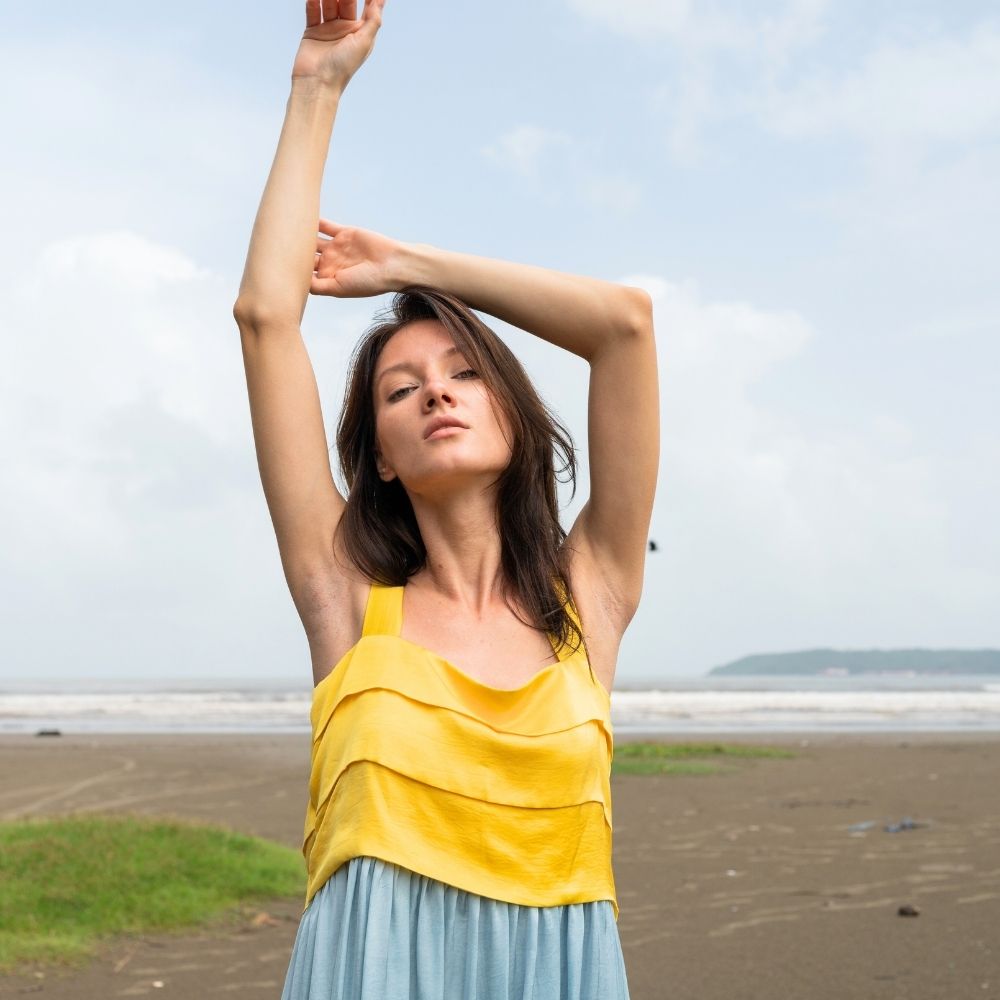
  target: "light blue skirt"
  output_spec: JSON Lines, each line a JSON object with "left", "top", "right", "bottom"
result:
{"left": 280, "top": 856, "right": 630, "bottom": 1000}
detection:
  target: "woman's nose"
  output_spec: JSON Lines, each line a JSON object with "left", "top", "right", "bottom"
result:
{"left": 423, "top": 379, "right": 454, "bottom": 408}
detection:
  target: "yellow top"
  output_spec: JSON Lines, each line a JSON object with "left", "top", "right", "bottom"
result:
{"left": 302, "top": 581, "right": 618, "bottom": 919}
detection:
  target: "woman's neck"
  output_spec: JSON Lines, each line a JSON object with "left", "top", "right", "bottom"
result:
{"left": 407, "top": 487, "right": 504, "bottom": 611}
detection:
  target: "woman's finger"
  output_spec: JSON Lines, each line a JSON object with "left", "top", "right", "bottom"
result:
{"left": 311, "top": 275, "right": 339, "bottom": 297}
{"left": 321, "top": 0, "right": 338, "bottom": 23}
{"left": 318, "top": 218, "right": 344, "bottom": 236}
{"left": 362, "top": 0, "right": 384, "bottom": 27}
{"left": 305, "top": 0, "right": 321, "bottom": 28}
{"left": 340, "top": 0, "right": 359, "bottom": 19}
{"left": 351, "top": 0, "right": 384, "bottom": 49}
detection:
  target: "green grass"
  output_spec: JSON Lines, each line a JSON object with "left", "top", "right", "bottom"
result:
{"left": 611, "top": 740, "right": 795, "bottom": 776}
{"left": 0, "top": 813, "right": 306, "bottom": 973}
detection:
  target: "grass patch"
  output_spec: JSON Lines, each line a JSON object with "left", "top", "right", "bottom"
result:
{"left": 0, "top": 813, "right": 305, "bottom": 973}
{"left": 612, "top": 741, "right": 795, "bottom": 776}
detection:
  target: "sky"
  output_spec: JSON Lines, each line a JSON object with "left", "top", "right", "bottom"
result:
{"left": 2, "top": 1, "right": 997, "bottom": 685}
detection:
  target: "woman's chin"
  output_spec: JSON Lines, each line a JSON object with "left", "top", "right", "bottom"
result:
{"left": 400, "top": 464, "right": 507, "bottom": 499}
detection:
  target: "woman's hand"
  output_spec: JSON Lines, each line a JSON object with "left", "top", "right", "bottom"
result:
{"left": 311, "top": 219, "right": 409, "bottom": 298}
{"left": 292, "top": 0, "right": 386, "bottom": 92}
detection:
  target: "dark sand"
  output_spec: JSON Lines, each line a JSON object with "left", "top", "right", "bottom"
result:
{"left": 1, "top": 731, "right": 998, "bottom": 999}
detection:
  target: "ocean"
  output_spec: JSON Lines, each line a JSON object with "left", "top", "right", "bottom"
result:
{"left": 2, "top": 674, "right": 999, "bottom": 735}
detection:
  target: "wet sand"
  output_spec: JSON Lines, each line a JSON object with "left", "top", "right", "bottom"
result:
{"left": 1, "top": 731, "right": 998, "bottom": 999}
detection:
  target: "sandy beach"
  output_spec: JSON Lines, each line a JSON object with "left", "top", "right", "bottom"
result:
{"left": 1, "top": 731, "right": 997, "bottom": 999}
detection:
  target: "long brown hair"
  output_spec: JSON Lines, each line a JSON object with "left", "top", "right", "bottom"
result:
{"left": 334, "top": 285, "right": 585, "bottom": 654}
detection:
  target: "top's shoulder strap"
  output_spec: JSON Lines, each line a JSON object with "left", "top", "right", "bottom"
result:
{"left": 361, "top": 582, "right": 404, "bottom": 638}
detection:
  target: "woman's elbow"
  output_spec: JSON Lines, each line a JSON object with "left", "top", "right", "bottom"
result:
{"left": 622, "top": 286, "right": 654, "bottom": 336}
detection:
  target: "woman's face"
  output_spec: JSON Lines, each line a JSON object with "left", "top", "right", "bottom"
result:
{"left": 372, "top": 320, "right": 513, "bottom": 496}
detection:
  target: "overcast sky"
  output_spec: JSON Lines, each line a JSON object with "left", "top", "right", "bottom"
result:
{"left": 2, "top": 1, "right": 997, "bottom": 686}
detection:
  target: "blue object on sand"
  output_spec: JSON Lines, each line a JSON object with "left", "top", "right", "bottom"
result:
{"left": 884, "top": 816, "right": 924, "bottom": 833}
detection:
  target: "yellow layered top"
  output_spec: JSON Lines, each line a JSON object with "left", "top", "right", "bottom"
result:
{"left": 302, "top": 582, "right": 618, "bottom": 919}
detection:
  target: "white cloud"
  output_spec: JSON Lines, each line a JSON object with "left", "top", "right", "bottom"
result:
{"left": 566, "top": 0, "right": 829, "bottom": 165}
{"left": 480, "top": 124, "right": 573, "bottom": 178}
{"left": 0, "top": 34, "right": 274, "bottom": 283}
{"left": 480, "top": 125, "right": 642, "bottom": 215}
{"left": 480, "top": 125, "right": 642, "bottom": 216}
{"left": 761, "top": 23, "right": 1000, "bottom": 147}
{"left": 1, "top": 228, "right": 376, "bottom": 679}
{"left": 570, "top": 1, "right": 1000, "bottom": 180}
{"left": 650, "top": 63, "right": 716, "bottom": 165}
{"left": 577, "top": 173, "right": 642, "bottom": 215}
{"left": 566, "top": 0, "right": 828, "bottom": 57}
{"left": 637, "top": 275, "right": 811, "bottom": 380}
{"left": 27, "top": 231, "right": 213, "bottom": 300}
{"left": 599, "top": 275, "right": 998, "bottom": 673}
{"left": 2, "top": 233, "right": 240, "bottom": 561}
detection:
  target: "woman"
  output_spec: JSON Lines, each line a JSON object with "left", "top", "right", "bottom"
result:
{"left": 233, "top": 2, "right": 658, "bottom": 997}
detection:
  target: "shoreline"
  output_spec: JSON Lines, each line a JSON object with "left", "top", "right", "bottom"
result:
{"left": 4, "top": 727, "right": 1000, "bottom": 744}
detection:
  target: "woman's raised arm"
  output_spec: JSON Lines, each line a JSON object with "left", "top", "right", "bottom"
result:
{"left": 234, "top": 1, "right": 384, "bottom": 324}
{"left": 312, "top": 228, "right": 657, "bottom": 625}
{"left": 231, "top": 0, "right": 385, "bottom": 613}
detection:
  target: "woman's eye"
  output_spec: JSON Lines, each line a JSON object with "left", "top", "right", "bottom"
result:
{"left": 388, "top": 370, "right": 476, "bottom": 402}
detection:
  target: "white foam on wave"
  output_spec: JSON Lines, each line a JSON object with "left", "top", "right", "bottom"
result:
{"left": 610, "top": 689, "right": 1000, "bottom": 730}
{"left": 4, "top": 684, "right": 1000, "bottom": 734}
{"left": 0, "top": 691, "right": 312, "bottom": 733}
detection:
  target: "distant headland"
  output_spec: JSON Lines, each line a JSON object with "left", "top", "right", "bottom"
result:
{"left": 708, "top": 649, "right": 1000, "bottom": 676}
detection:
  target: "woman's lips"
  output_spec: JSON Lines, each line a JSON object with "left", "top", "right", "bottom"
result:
{"left": 425, "top": 425, "right": 466, "bottom": 440}
{"left": 423, "top": 416, "right": 470, "bottom": 439}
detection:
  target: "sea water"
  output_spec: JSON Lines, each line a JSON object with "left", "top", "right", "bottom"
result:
{"left": 1, "top": 674, "right": 999, "bottom": 735}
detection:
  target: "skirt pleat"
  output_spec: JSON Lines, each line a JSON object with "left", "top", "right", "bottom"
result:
{"left": 280, "top": 856, "right": 630, "bottom": 1000}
